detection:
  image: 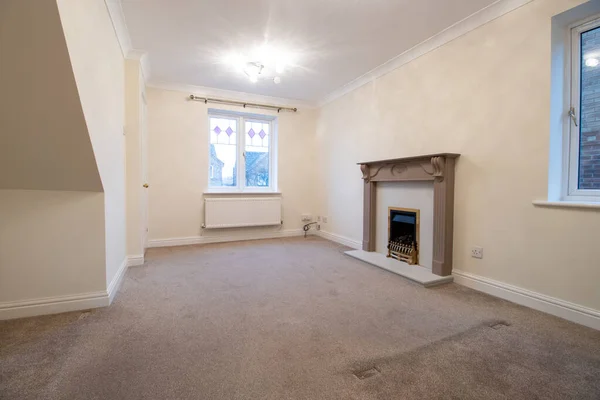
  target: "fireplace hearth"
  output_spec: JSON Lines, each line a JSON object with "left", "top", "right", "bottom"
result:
{"left": 387, "top": 207, "right": 419, "bottom": 265}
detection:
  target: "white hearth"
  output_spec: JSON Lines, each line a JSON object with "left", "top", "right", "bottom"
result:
{"left": 345, "top": 250, "right": 453, "bottom": 287}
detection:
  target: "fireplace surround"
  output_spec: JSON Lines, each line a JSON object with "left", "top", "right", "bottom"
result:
{"left": 359, "top": 153, "right": 459, "bottom": 277}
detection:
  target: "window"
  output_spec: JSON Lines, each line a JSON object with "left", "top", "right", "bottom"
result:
{"left": 566, "top": 17, "right": 600, "bottom": 200}
{"left": 208, "top": 111, "right": 276, "bottom": 192}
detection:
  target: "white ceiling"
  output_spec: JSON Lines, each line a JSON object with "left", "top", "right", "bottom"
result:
{"left": 121, "top": 0, "right": 500, "bottom": 103}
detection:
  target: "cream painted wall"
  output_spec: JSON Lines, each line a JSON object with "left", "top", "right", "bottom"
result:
{"left": 375, "top": 182, "right": 434, "bottom": 270}
{"left": 315, "top": 0, "right": 600, "bottom": 311}
{"left": 0, "top": 0, "right": 108, "bottom": 313}
{"left": 147, "top": 87, "right": 317, "bottom": 241}
{"left": 57, "top": 0, "right": 127, "bottom": 286}
{"left": 125, "top": 58, "right": 146, "bottom": 257}
{"left": 0, "top": 190, "right": 106, "bottom": 303}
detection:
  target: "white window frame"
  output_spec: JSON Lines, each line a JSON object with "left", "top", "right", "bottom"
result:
{"left": 206, "top": 109, "right": 278, "bottom": 193}
{"left": 564, "top": 16, "right": 600, "bottom": 201}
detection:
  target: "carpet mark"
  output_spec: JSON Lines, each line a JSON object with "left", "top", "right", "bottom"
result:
{"left": 489, "top": 321, "right": 510, "bottom": 330}
{"left": 78, "top": 311, "right": 92, "bottom": 320}
{"left": 354, "top": 366, "right": 380, "bottom": 380}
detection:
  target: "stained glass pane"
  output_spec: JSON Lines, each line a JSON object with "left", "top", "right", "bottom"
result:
{"left": 245, "top": 121, "right": 270, "bottom": 187}
{"left": 209, "top": 117, "right": 237, "bottom": 187}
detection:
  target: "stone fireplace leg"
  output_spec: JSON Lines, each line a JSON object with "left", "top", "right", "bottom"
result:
{"left": 362, "top": 180, "right": 376, "bottom": 252}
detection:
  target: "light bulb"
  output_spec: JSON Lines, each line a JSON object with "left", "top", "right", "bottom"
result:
{"left": 273, "top": 76, "right": 282, "bottom": 84}
{"left": 244, "top": 62, "right": 263, "bottom": 83}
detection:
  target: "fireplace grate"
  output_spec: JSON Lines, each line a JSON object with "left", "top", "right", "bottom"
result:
{"left": 388, "top": 240, "right": 418, "bottom": 265}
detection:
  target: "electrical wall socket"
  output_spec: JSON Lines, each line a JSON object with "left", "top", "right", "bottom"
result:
{"left": 471, "top": 246, "right": 483, "bottom": 259}
{"left": 322, "top": 216, "right": 328, "bottom": 223}
{"left": 316, "top": 224, "right": 321, "bottom": 231}
{"left": 317, "top": 216, "right": 321, "bottom": 222}
{"left": 301, "top": 214, "right": 312, "bottom": 222}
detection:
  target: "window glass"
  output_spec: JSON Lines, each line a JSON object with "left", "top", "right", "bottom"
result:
{"left": 579, "top": 27, "right": 600, "bottom": 190}
{"left": 209, "top": 117, "right": 237, "bottom": 187}
{"left": 244, "top": 120, "right": 270, "bottom": 187}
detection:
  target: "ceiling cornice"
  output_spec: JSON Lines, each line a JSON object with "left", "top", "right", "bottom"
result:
{"left": 146, "top": 81, "right": 317, "bottom": 109}
{"left": 104, "top": 0, "right": 131, "bottom": 58}
{"left": 317, "top": 0, "right": 534, "bottom": 107}
{"left": 104, "top": 0, "right": 151, "bottom": 81}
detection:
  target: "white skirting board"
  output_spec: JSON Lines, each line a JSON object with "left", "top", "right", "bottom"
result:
{"left": 317, "top": 229, "right": 600, "bottom": 331}
{"left": 107, "top": 258, "right": 129, "bottom": 304}
{"left": 0, "top": 256, "right": 140, "bottom": 321}
{"left": 0, "top": 291, "right": 109, "bottom": 321}
{"left": 317, "top": 230, "right": 362, "bottom": 249}
{"left": 148, "top": 229, "right": 304, "bottom": 248}
{"left": 453, "top": 269, "right": 600, "bottom": 331}
{"left": 127, "top": 254, "right": 145, "bottom": 267}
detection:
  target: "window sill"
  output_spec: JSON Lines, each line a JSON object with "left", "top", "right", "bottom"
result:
{"left": 532, "top": 200, "right": 600, "bottom": 210}
{"left": 204, "top": 190, "right": 281, "bottom": 195}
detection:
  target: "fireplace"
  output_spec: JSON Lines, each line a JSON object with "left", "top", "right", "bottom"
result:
{"left": 347, "top": 154, "right": 459, "bottom": 286}
{"left": 387, "top": 207, "right": 419, "bottom": 265}
{"left": 358, "top": 153, "right": 459, "bottom": 277}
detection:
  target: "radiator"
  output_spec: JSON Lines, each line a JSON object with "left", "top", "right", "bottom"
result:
{"left": 204, "top": 197, "right": 282, "bottom": 229}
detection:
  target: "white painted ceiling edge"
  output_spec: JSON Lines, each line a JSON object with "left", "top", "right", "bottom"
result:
{"left": 104, "top": 0, "right": 532, "bottom": 108}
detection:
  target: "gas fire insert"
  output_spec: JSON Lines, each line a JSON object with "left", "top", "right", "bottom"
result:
{"left": 387, "top": 207, "right": 419, "bottom": 265}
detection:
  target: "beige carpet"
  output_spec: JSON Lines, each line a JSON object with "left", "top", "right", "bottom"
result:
{"left": 1, "top": 237, "right": 599, "bottom": 400}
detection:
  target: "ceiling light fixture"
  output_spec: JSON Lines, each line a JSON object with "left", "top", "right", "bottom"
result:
{"left": 244, "top": 62, "right": 264, "bottom": 83}
{"left": 224, "top": 45, "right": 294, "bottom": 84}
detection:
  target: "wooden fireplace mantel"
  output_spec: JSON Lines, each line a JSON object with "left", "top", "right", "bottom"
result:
{"left": 359, "top": 153, "right": 460, "bottom": 277}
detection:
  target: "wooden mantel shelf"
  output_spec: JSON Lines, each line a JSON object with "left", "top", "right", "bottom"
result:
{"left": 358, "top": 153, "right": 460, "bottom": 277}
{"left": 358, "top": 153, "right": 460, "bottom": 184}
{"left": 357, "top": 153, "right": 460, "bottom": 166}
